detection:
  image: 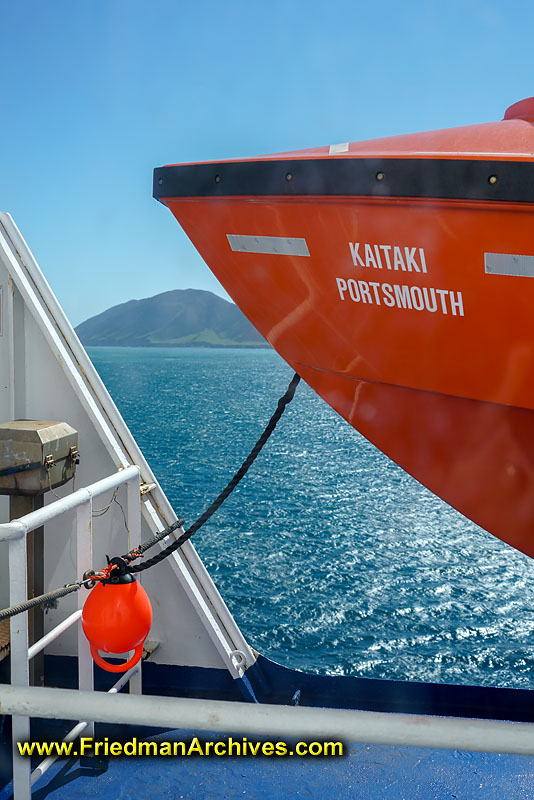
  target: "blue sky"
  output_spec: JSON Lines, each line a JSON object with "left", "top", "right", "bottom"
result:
{"left": 1, "top": 0, "right": 533, "bottom": 325}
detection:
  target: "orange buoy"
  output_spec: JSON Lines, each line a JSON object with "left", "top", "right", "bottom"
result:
{"left": 82, "top": 571, "right": 152, "bottom": 673}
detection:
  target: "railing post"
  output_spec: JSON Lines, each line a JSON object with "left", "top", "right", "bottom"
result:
{"left": 10, "top": 534, "right": 31, "bottom": 800}
{"left": 76, "top": 498, "right": 94, "bottom": 737}
{"left": 127, "top": 471, "right": 142, "bottom": 695}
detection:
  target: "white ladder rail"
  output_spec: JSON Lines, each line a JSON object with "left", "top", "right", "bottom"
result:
{"left": 0, "top": 465, "right": 142, "bottom": 800}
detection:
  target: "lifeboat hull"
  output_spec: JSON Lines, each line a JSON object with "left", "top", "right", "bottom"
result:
{"left": 154, "top": 100, "right": 534, "bottom": 557}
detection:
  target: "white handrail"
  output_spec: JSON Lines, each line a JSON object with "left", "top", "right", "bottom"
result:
{"left": 0, "top": 465, "right": 140, "bottom": 541}
{"left": 27, "top": 611, "right": 82, "bottom": 660}
{"left": 3, "top": 683, "right": 534, "bottom": 757}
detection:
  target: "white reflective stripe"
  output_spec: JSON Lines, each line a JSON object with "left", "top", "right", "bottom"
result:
{"left": 227, "top": 235, "right": 310, "bottom": 257}
{"left": 329, "top": 142, "right": 349, "bottom": 155}
{"left": 485, "top": 252, "right": 534, "bottom": 277}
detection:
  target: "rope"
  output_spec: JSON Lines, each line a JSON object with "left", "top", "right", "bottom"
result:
{"left": 127, "top": 372, "right": 300, "bottom": 574}
{"left": 0, "top": 582, "right": 86, "bottom": 622}
{"left": 0, "top": 371, "right": 301, "bottom": 617}
{"left": 0, "top": 515, "right": 189, "bottom": 621}
{"left": 121, "top": 519, "right": 185, "bottom": 562}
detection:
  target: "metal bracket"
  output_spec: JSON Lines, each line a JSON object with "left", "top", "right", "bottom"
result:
{"left": 142, "top": 639, "right": 160, "bottom": 661}
{"left": 82, "top": 570, "right": 97, "bottom": 590}
{"left": 69, "top": 445, "right": 80, "bottom": 465}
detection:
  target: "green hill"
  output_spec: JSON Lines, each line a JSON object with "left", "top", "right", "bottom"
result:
{"left": 75, "top": 288, "right": 268, "bottom": 348}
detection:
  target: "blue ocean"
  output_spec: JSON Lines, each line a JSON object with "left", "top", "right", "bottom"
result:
{"left": 89, "top": 346, "right": 534, "bottom": 690}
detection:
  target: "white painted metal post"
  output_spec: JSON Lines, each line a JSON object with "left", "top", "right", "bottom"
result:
{"left": 9, "top": 535, "right": 31, "bottom": 800}
{"left": 127, "top": 473, "right": 142, "bottom": 695}
{"left": 6, "top": 276, "right": 15, "bottom": 420}
{"left": 76, "top": 499, "right": 94, "bottom": 737}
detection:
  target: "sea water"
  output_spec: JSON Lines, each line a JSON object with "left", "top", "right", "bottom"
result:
{"left": 88, "top": 346, "right": 534, "bottom": 689}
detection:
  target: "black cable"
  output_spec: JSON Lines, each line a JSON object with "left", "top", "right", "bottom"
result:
{"left": 128, "top": 372, "right": 301, "bottom": 574}
{"left": 121, "top": 519, "right": 185, "bottom": 562}
{"left": 0, "top": 372, "right": 301, "bottom": 618}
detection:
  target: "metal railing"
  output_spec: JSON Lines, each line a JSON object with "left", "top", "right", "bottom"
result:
{"left": 3, "top": 464, "right": 534, "bottom": 797}
{"left": 3, "top": 683, "right": 534, "bottom": 757}
{"left": 0, "top": 465, "right": 142, "bottom": 800}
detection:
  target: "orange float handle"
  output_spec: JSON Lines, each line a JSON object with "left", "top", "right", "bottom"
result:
{"left": 90, "top": 643, "right": 143, "bottom": 673}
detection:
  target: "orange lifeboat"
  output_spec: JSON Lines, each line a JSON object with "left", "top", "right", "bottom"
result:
{"left": 154, "top": 98, "right": 534, "bottom": 558}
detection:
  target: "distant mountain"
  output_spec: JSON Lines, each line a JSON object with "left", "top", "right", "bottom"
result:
{"left": 75, "top": 289, "right": 268, "bottom": 348}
